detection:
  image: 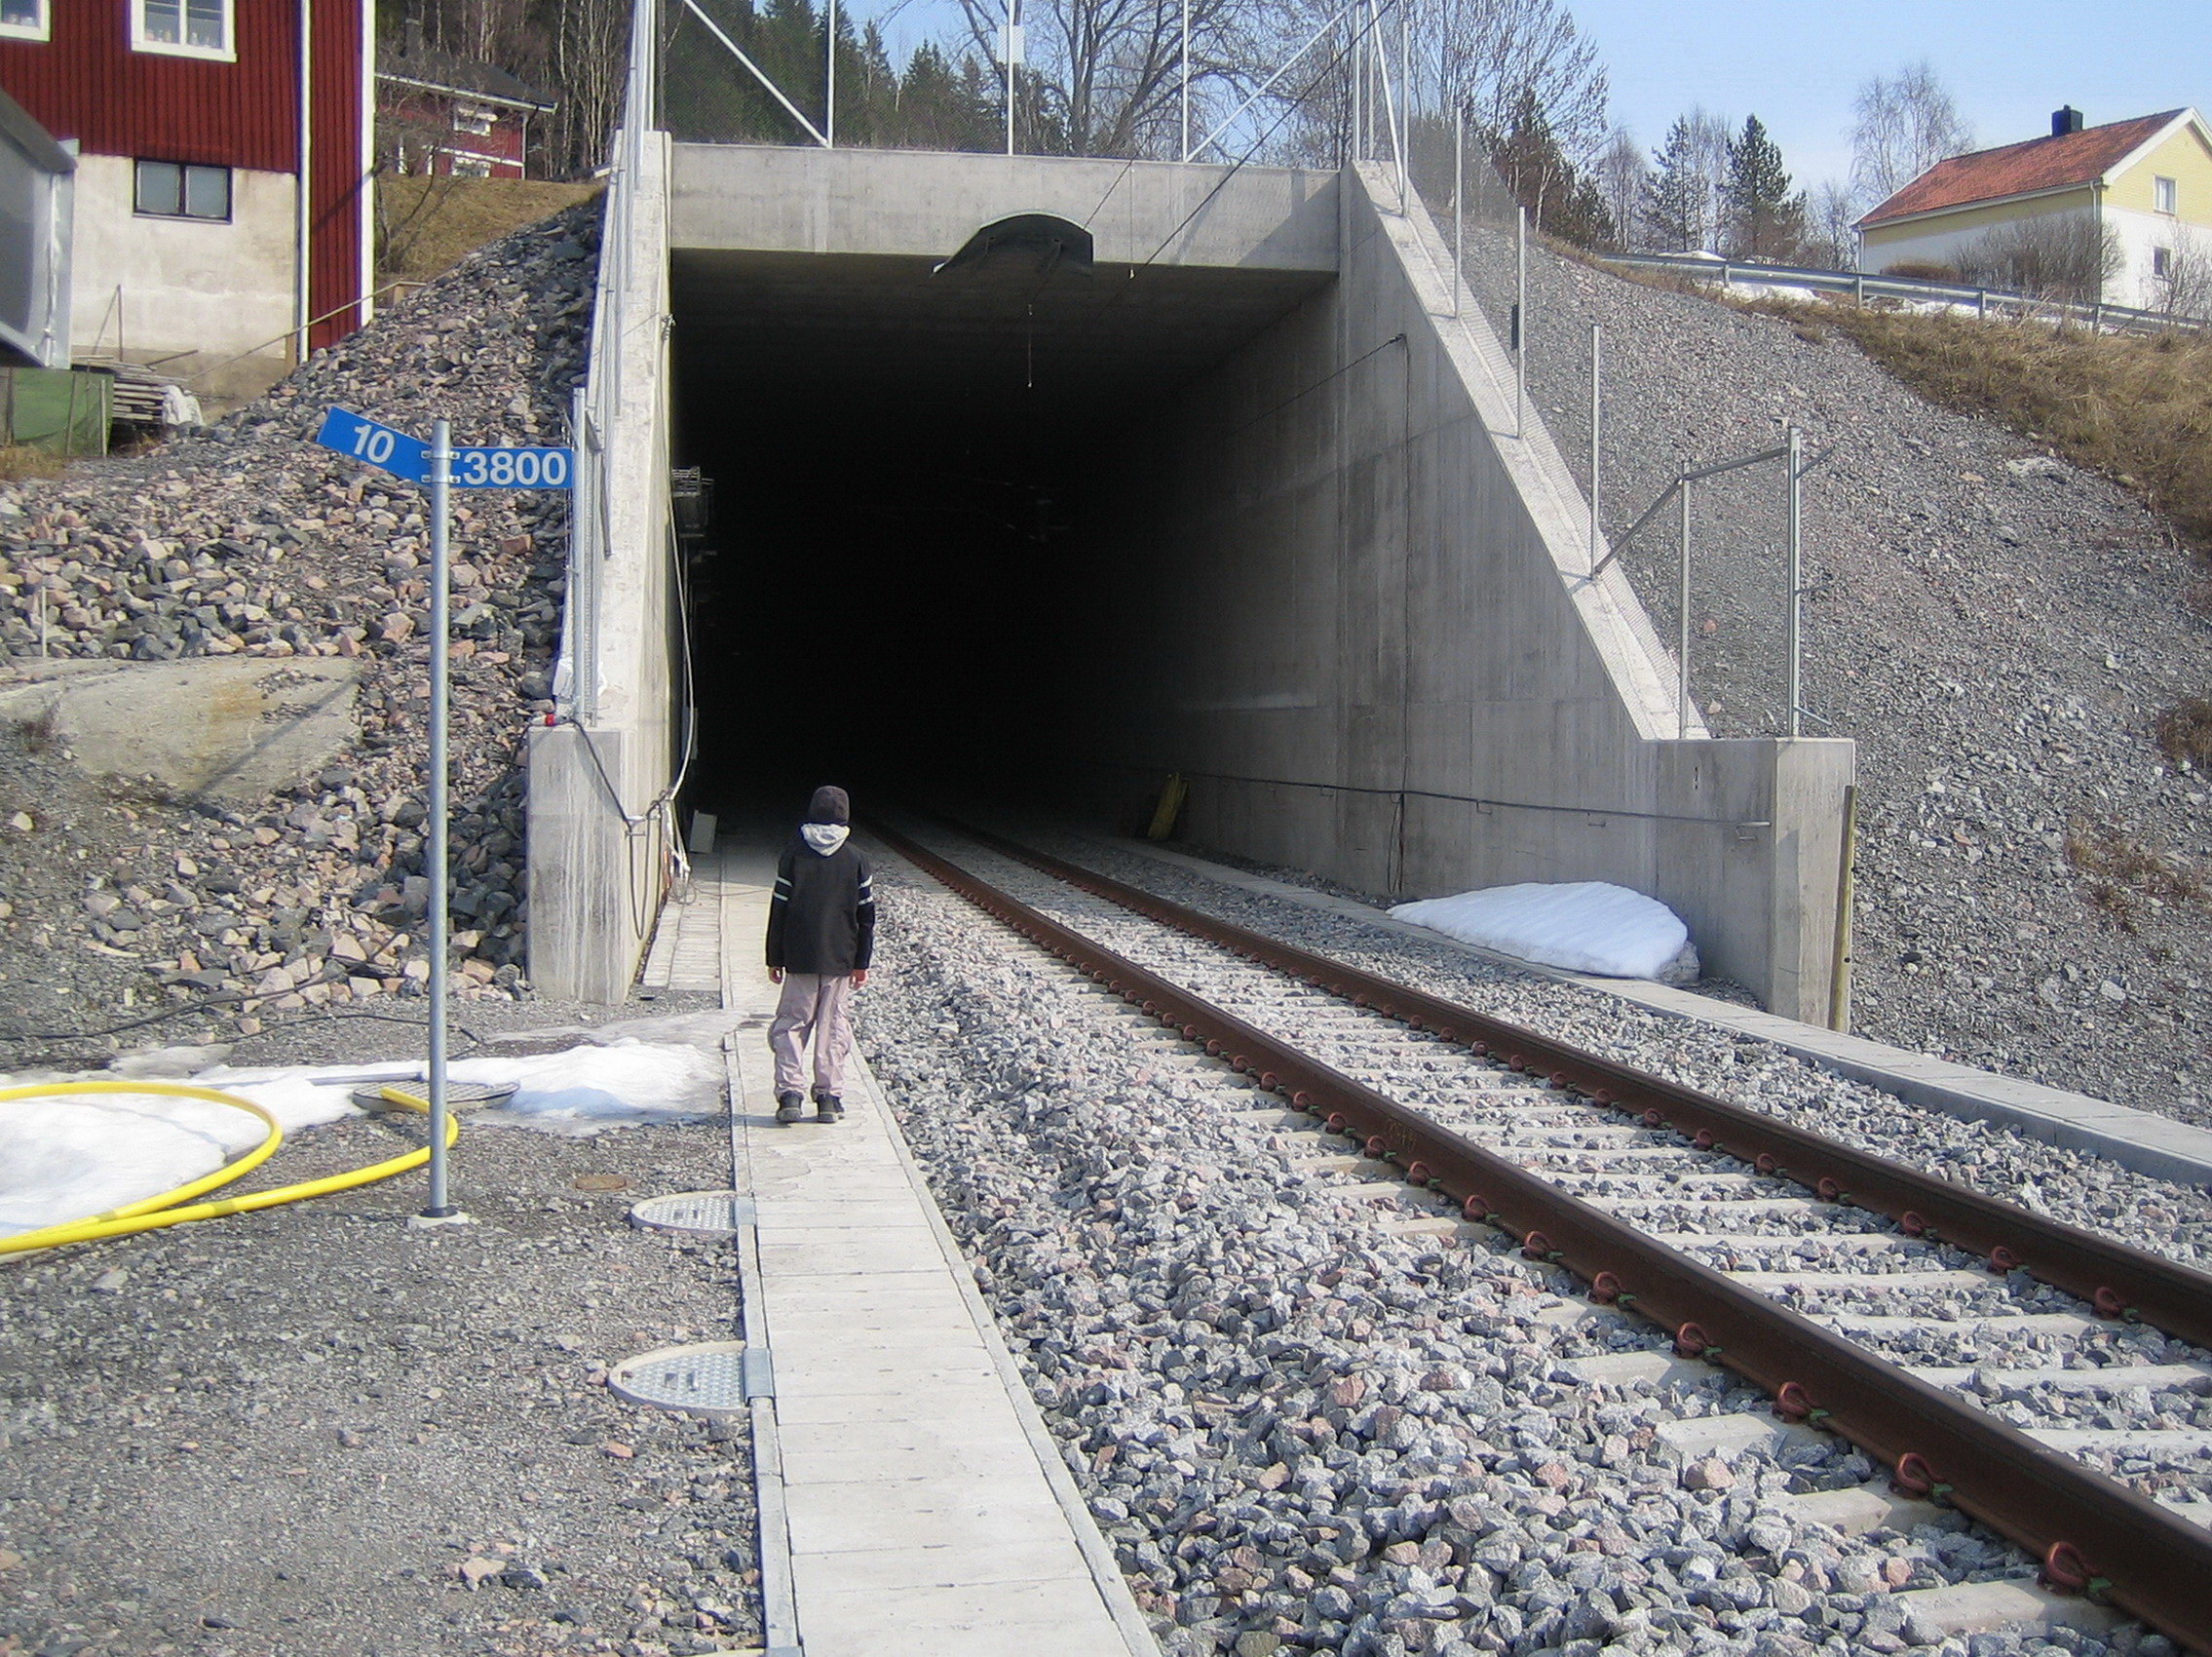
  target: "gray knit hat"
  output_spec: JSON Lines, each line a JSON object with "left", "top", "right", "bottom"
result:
{"left": 808, "top": 785, "right": 850, "bottom": 825}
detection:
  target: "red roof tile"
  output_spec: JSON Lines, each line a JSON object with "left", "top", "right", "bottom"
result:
{"left": 1858, "top": 110, "right": 2185, "bottom": 227}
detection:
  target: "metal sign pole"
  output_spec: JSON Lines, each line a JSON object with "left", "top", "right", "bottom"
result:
{"left": 1003, "top": 0, "right": 1017, "bottom": 155}
{"left": 1179, "top": 0, "right": 1190, "bottom": 160}
{"left": 1786, "top": 424, "right": 1803, "bottom": 739}
{"left": 1589, "top": 323, "right": 1602, "bottom": 573}
{"left": 825, "top": 0, "right": 836, "bottom": 146}
{"left": 424, "top": 416, "right": 455, "bottom": 1218}
{"left": 1515, "top": 206, "right": 1527, "bottom": 440}
{"left": 1453, "top": 104, "right": 1465, "bottom": 319}
{"left": 1677, "top": 463, "right": 1692, "bottom": 741}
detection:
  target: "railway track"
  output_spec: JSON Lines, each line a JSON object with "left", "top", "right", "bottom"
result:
{"left": 869, "top": 816, "right": 2212, "bottom": 1652}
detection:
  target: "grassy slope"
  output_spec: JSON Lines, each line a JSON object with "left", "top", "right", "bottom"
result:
{"left": 1780, "top": 303, "right": 2212, "bottom": 559}
{"left": 377, "top": 176, "right": 605, "bottom": 287}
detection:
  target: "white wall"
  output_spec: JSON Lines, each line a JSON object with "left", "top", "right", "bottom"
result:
{"left": 2109, "top": 205, "right": 2199, "bottom": 309}
{"left": 67, "top": 154, "right": 297, "bottom": 399}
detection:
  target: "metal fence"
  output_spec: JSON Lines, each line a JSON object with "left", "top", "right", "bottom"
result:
{"left": 1602, "top": 249, "right": 2211, "bottom": 336}
{"left": 642, "top": 0, "right": 1829, "bottom": 740}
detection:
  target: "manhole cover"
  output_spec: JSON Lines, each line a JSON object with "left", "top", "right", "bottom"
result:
{"left": 573, "top": 1174, "right": 630, "bottom": 1193}
{"left": 609, "top": 1341, "right": 748, "bottom": 1414}
{"left": 629, "top": 1190, "right": 752, "bottom": 1237}
{"left": 350, "top": 1079, "right": 518, "bottom": 1114}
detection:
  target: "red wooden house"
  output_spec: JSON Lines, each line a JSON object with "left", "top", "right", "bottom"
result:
{"left": 0, "top": 0, "right": 375, "bottom": 405}
{"left": 377, "top": 21, "right": 553, "bottom": 180}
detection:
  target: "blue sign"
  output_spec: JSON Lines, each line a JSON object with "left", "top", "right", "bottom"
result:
{"left": 315, "top": 407, "right": 573, "bottom": 489}
{"left": 316, "top": 407, "right": 428, "bottom": 482}
{"left": 450, "top": 445, "right": 573, "bottom": 489}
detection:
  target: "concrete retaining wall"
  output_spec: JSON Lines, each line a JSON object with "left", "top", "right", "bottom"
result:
{"left": 1074, "top": 163, "right": 1853, "bottom": 1020}
{"left": 526, "top": 129, "right": 679, "bottom": 1005}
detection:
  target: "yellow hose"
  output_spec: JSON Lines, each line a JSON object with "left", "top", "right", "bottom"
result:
{"left": 0, "top": 1079, "right": 456, "bottom": 1255}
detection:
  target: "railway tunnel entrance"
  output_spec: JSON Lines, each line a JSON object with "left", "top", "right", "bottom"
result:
{"left": 530, "top": 142, "right": 1852, "bottom": 1021}
{"left": 671, "top": 240, "right": 1332, "bottom": 814}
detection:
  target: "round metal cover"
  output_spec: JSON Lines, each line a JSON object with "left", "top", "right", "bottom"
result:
{"left": 629, "top": 1190, "right": 751, "bottom": 1237}
{"left": 350, "top": 1079, "right": 518, "bottom": 1113}
{"left": 610, "top": 1341, "right": 748, "bottom": 1414}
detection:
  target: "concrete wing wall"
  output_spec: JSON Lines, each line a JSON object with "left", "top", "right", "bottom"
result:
{"left": 528, "top": 128, "right": 679, "bottom": 1004}
{"left": 1081, "top": 163, "right": 1854, "bottom": 1021}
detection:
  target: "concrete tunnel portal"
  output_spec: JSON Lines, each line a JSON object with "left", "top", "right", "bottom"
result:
{"left": 529, "top": 143, "right": 1853, "bottom": 1023}
{"left": 671, "top": 238, "right": 1332, "bottom": 808}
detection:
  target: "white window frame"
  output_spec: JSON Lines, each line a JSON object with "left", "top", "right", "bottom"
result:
{"left": 130, "top": 0, "right": 236, "bottom": 62}
{"left": 2154, "top": 174, "right": 2179, "bottom": 215}
{"left": 133, "top": 159, "right": 234, "bottom": 223}
{"left": 0, "top": 0, "right": 51, "bottom": 43}
{"left": 2153, "top": 245, "right": 2173, "bottom": 280}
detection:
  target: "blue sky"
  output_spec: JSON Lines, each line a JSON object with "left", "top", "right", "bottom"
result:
{"left": 844, "top": 0, "right": 2204, "bottom": 191}
{"left": 1571, "top": 0, "right": 2206, "bottom": 191}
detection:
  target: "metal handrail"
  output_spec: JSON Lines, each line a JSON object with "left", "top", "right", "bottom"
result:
{"left": 1601, "top": 250, "right": 2209, "bottom": 334}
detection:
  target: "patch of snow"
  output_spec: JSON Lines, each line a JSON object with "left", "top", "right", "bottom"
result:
{"left": 1389, "top": 881, "right": 1699, "bottom": 983}
{"left": 0, "top": 1039, "right": 729, "bottom": 1234}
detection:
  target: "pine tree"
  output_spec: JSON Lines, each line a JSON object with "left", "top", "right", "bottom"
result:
{"left": 1723, "top": 115, "right": 1808, "bottom": 261}
{"left": 1488, "top": 91, "right": 1615, "bottom": 249}
{"left": 1640, "top": 116, "right": 1709, "bottom": 251}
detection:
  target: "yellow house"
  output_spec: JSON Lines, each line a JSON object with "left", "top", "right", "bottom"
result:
{"left": 1857, "top": 105, "right": 2212, "bottom": 311}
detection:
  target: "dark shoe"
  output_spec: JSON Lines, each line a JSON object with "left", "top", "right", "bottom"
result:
{"left": 814, "top": 1095, "right": 845, "bottom": 1123}
{"left": 776, "top": 1092, "right": 804, "bottom": 1125}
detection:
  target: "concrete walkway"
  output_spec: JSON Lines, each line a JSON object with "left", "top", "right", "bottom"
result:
{"left": 688, "top": 839, "right": 1151, "bottom": 1657}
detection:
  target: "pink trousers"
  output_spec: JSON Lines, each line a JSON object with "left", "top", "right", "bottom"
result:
{"left": 770, "top": 972, "right": 855, "bottom": 1098}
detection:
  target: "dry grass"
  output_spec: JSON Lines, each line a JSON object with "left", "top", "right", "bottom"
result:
{"left": 2155, "top": 696, "right": 2212, "bottom": 769}
{"left": 1759, "top": 299, "right": 2212, "bottom": 550}
{"left": 376, "top": 176, "right": 603, "bottom": 286}
{"left": 0, "top": 445, "right": 67, "bottom": 483}
{"left": 2064, "top": 818, "right": 2208, "bottom": 925}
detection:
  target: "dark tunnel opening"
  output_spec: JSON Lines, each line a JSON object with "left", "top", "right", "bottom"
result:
{"left": 668, "top": 246, "right": 1330, "bottom": 825}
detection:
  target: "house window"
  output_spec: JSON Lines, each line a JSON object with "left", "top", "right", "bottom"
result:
{"left": 450, "top": 155, "right": 493, "bottom": 178}
{"left": 451, "top": 104, "right": 497, "bottom": 137}
{"left": 134, "top": 160, "right": 232, "bottom": 221}
{"left": 2153, "top": 246, "right": 2173, "bottom": 280}
{"left": 2154, "top": 175, "right": 2179, "bottom": 215}
{"left": 132, "top": 0, "right": 233, "bottom": 59}
{"left": 0, "top": 0, "right": 50, "bottom": 43}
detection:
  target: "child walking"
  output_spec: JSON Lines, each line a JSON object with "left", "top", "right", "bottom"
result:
{"left": 766, "top": 785, "right": 876, "bottom": 1125}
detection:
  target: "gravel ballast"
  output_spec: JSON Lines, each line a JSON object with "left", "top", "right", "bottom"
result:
{"left": 1453, "top": 236, "right": 2212, "bottom": 1121}
{"left": 0, "top": 1005, "right": 762, "bottom": 1657}
{"left": 1006, "top": 824, "right": 2212, "bottom": 1272}
{"left": 857, "top": 844, "right": 2180, "bottom": 1657}
{"left": 0, "top": 203, "right": 600, "bottom": 1064}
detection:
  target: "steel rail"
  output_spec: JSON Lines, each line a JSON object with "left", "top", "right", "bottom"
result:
{"left": 872, "top": 820, "right": 2212, "bottom": 1652}
{"left": 947, "top": 820, "right": 2212, "bottom": 1352}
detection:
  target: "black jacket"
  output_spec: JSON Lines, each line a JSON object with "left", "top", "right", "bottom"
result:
{"left": 766, "top": 836, "right": 876, "bottom": 975}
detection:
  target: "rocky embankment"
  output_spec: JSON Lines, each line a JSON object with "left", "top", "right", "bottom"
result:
{"left": 1464, "top": 237, "right": 2212, "bottom": 1120}
{"left": 0, "top": 204, "right": 598, "bottom": 1057}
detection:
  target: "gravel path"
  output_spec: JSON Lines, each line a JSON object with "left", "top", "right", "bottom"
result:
{"left": 857, "top": 845, "right": 2178, "bottom": 1657}
{"left": 1452, "top": 234, "right": 2212, "bottom": 1121}
{"left": 0, "top": 1000, "right": 762, "bottom": 1657}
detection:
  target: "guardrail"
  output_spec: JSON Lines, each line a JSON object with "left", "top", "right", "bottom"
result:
{"left": 1600, "top": 250, "right": 2209, "bottom": 336}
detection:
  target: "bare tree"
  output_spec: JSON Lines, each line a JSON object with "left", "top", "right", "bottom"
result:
{"left": 1593, "top": 124, "right": 1646, "bottom": 248}
{"left": 1955, "top": 213, "right": 2119, "bottom": 305}
{"left": 2156, "top": 226, "right": 2212, "bottom": 324}
{"left": 1422, "top": 0, "right": 1608, "bottom": 164}
{"left": 1802, "top": 179, "right": 1859, "bottom": 270}
{"left": 946, "top": 0, "right": 1279, "bottom": 158}
{"left": 540, "top": 0, "right": 629, "bottom": 176}
{"left": 1850, "top": 61, "right": 1972, "bottom": 206}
